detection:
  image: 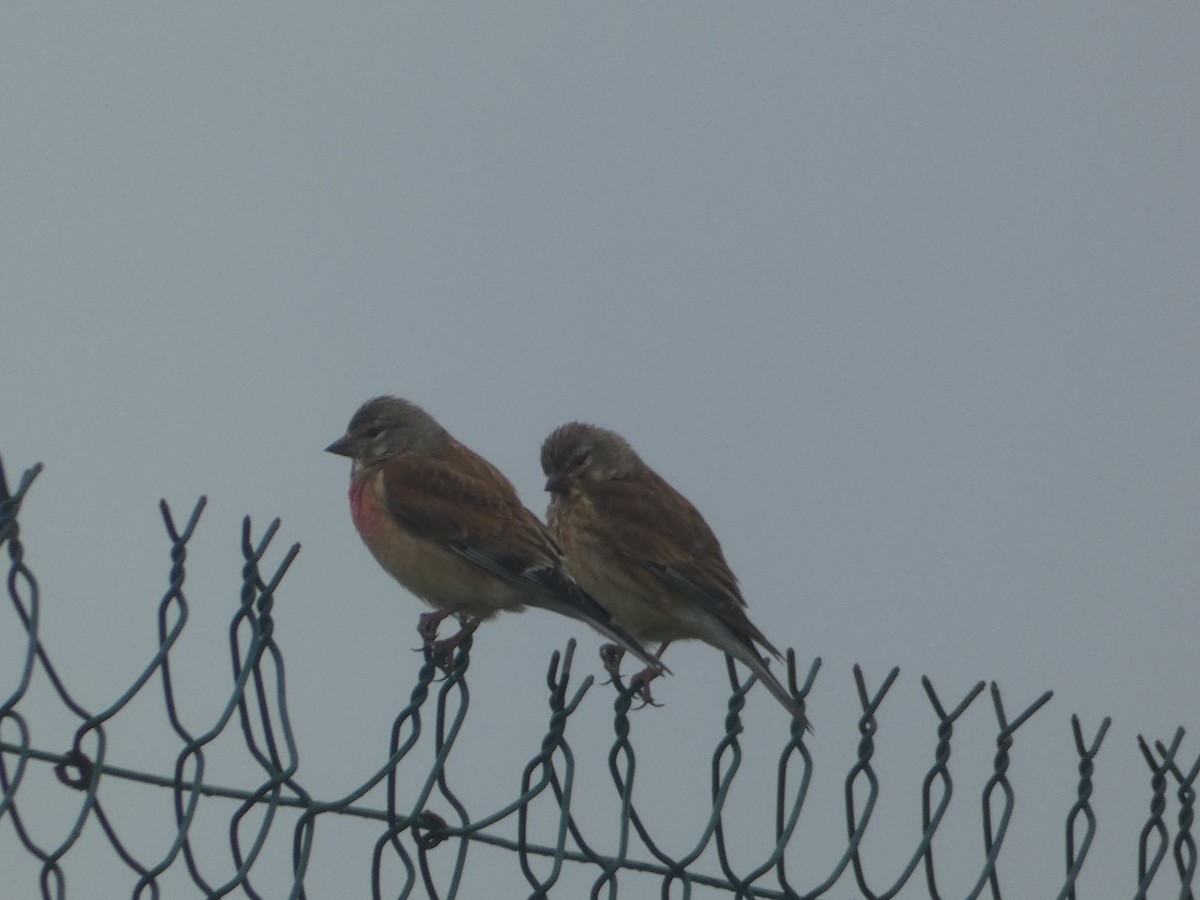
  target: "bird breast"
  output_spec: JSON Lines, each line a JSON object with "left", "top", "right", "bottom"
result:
{"left": 348, "top": 472, "right": 526, "bottom": 618}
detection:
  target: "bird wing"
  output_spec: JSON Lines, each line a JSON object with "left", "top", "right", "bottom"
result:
{"left": 380, "top": 450, "right": 665, "bottom": 671}
{"left": 587, "top": 473, "right": 784, "bottom": 660}
{"left": 378, "top": 450, "right": 565, "bottom": 590}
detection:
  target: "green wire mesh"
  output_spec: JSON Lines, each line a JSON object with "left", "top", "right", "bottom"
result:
{"left": 1, "top": 455, "right": 1196, "bottom": 899}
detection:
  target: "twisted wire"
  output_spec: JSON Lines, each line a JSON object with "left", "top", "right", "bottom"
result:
{"left": 1, "top": 455, "right": 1196, "bottom": 899}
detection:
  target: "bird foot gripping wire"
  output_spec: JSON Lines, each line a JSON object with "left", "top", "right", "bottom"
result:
{"left": 415, "top": 610, "right": 479, "bottom": 674}
{"left": 627, "top": 666, "right": 664, "bottom": 709}
{"left": 416, "top": 609, "right": 455, "bottom": 647}
{"left": 599, "top": 643, "right": 664, "bottom": 709}
{"left": 599, "top": 643, "right": 626, "bottom": 683}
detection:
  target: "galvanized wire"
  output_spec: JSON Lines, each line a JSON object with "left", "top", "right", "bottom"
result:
{"left": 1, "top": 454, "right": 1197, "bottom": 899}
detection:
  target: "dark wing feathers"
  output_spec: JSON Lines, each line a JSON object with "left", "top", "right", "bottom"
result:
{"left": 379, "top": 450, "right": 563, "bottom": 590}
{"left": 586, "top": 472, "right": 783, "bottom": 660}
{"left": 379, "top": 449, "right": 665, "bottom": 672}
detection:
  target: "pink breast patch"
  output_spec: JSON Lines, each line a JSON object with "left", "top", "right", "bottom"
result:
{"left": 348, "top": 475, "right": 390, "bottom": 547}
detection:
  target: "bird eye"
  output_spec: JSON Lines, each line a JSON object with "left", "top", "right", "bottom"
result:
{"left": 570, "top": 450, "right": 590, "bottom": 468}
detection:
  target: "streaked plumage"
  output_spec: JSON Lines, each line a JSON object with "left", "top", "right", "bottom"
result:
{"left": 327, "top": 397, "right": 663, "bottom": 672}
{"left": 541, "top": 422, "right": 808, "bottom": 729}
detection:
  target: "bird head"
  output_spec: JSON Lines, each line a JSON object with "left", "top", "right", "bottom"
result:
{"left": 541, "top": 422, "right": 640, "bottom": 494}
{"left": 326, "top": 396, "right": 448, "bottom": 472}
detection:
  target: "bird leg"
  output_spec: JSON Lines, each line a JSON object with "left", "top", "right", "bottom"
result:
{"left": 628, "top": 643, "right": 676, "bottom": 710}
{"left": 416, "top": 609, "right": 457, "bottom": 647}
{"left": 428, "top": 615, "right": 481, "bottom": 673}
{"left": 628, "top": 666, "right": 665, "bottom": 708}
{"left": 600, "top": 643, "right": 667, "bottom": 710}
{"left": 599, "top": 643, "right": 626, "bottom": 681}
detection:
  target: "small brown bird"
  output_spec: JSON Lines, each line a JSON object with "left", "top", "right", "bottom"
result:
{"left": 541, "top": 422, "right": 809, "bottom": 729}
{"left": 326, "top": 397, "right": 664, "bottom": 673}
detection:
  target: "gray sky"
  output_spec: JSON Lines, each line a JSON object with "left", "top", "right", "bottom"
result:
{"left": 3, "top": 3, "right": 1198, "bottom": 897}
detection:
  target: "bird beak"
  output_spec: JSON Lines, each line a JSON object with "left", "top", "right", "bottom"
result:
{"left": 325, "top": 435, "right": 356, "bottom": 457}
{"left": 544, "top": 474, "right": 569, "bottom": 494}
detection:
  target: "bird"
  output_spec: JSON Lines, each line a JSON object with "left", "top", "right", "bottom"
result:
{"left": 541, "top": 421, "right": 809, "bottom": 730}
{"left": 326, "top": 396, "right": 665, "bottom": 675}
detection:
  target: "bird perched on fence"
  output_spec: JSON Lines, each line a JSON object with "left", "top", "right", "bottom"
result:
{"left": 326, "top": 396, "right": 664, "bottom": 674}
{"left": 541, "top": 422, "right": 809, "bottom": 730}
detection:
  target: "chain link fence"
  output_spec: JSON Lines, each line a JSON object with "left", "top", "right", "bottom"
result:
{"left": 2, "top": 455, "right": 1196, "bottom": 899}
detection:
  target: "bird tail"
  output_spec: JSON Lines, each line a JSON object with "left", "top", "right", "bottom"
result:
{"left": 712, "top": 633, "right": 810, "bottom": 732}
{"left": 740, "top": 650, "right": 811, "bottom": 732}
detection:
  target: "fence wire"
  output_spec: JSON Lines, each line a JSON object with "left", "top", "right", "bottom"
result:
{"left": 1, "top": 454, "right": 1197, "bottom": 899}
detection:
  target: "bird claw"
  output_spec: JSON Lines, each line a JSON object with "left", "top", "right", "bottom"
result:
{"left": 599, "top": 643, "right": 626, "bottom": 683}
{"left": 428, "top": 636, "right": 462, "bottom": 675}
{"left": 629, "top": 665, "right": 664, "bottom": 709}
{"left": 416, "top": 614, "right": 479, "bottom": 675}
{"left": 602, "top": 644, "right": 666, "bottom": 706}
{"left": 417, "top": 610, "right": 453, "bottom": 647}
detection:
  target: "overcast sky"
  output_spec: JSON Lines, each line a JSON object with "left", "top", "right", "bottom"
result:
{"left": 3, "top": 3, "right": 1198, "bottom": 897}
